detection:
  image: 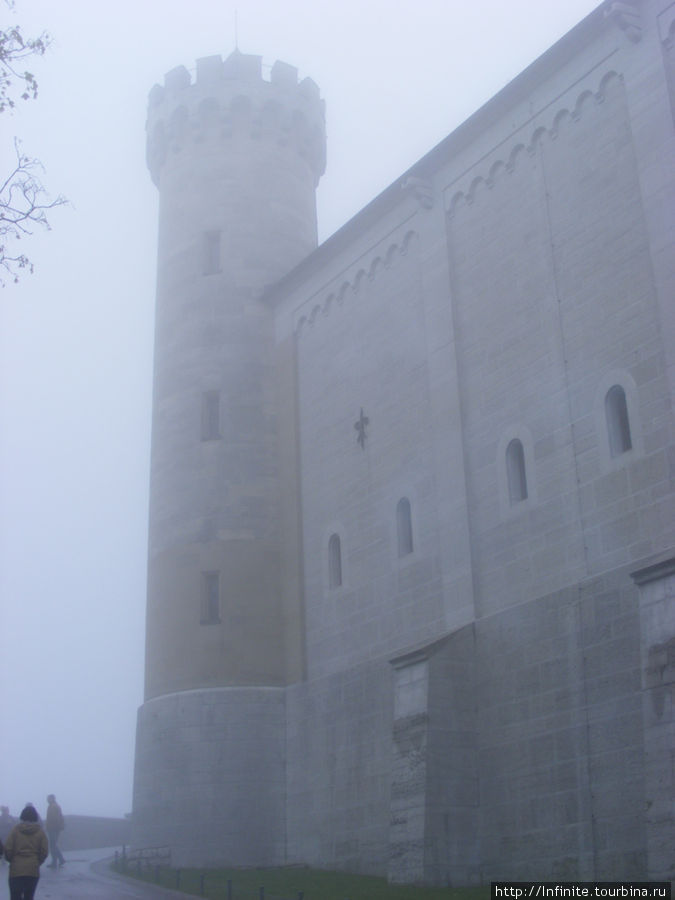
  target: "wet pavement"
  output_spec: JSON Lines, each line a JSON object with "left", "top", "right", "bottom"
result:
{"left": 0, "top": 849, "right": 187, "bottom": 899}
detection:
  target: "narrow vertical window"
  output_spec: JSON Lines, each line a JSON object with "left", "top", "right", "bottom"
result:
{"left": 201, "top": 390, "right": 220, "bottom": 441}
{"left": 506, "top": 439, "right": 528, "bottom": 504}
{"left": 328, "top": 533, "right": 342, "bottom": 589}
{"left": 201, "top": 571, "right": 220, "bottom": 624}
{"left": 605, "top": 385, "right": 632, "bottom": 457}
{"left": 203, "top": 230, "right": 221, "bottom": 275}
{"left": 397, "top": 497, "right": 413, "bottom": 557}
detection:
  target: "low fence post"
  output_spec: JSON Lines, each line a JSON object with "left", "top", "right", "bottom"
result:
{"left": 175, "top": 868, "right": 181, "bottom": 889}
{"left": 227, "top": 877, "right": 233, "bottom": 899}
{"left": 200, "top": 872, "right": 205, "bottom": 896}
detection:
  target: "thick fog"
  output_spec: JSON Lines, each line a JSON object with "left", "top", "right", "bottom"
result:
{"left": 0, "top": 0, "right": 599, "bottom": 820}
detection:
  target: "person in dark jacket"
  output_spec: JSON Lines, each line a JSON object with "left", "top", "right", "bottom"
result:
{"left": 0, "top": 806, "right": 14, "bottom": 866}
{"left": 44, "top": 796, "right": 64, "bottom": 869}
{"left": 0, "top": 806, "right": 14, "bottom": 841}
{"left": 3, "top": 805, "right": 49, "bottom": 900}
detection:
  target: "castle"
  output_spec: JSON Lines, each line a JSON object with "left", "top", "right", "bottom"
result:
{"left": 131, "top": 0, "right": 675, "bottom": 885}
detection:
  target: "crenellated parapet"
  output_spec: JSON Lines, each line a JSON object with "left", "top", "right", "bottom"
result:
{"left": 146, "top": 50, "right": 327, "bottom": 186}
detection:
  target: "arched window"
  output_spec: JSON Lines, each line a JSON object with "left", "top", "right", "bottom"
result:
{"left": 506, "top": 439, "right": 528, "bottom": 504}
{"left": 396, "top": 498, "right": 413, "bottom": 557}
{"left": 605, "top": 385, "right": 632, "bottom": 457}
{"left": 328, "top": 533, "right": 342, "bottom": 589}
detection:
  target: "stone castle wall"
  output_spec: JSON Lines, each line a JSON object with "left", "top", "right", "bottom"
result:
{"left": 278, "top": 0, "right": 674, "bottom": 882}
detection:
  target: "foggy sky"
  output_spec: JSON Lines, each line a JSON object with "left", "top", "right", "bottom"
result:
{"left": 0, "top": 0, "right": 600, "bottom": 820}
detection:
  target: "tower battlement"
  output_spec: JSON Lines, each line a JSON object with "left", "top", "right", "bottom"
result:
{"left": 146, "top": 50, "right": 326, "bottom": 186}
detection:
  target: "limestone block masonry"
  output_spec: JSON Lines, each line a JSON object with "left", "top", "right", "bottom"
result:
{"left": 133, "top": 2, "right": 675, "bottom": 884}
{"left": 133, "top": 688, "right": 286, "bottom": 867}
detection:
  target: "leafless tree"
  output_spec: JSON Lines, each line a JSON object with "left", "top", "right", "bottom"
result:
{"left": 1, "top": 2, "right": 65, "bottom": 285}
{"left": 1, "top": 138, "right": 66, "bottom": 284}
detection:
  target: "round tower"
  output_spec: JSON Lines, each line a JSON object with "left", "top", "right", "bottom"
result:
{"left": 132, "top": 50, "right": 325, "bottom": 867}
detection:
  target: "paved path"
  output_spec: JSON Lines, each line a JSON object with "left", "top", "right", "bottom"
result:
{"left": 0, "top": 849, "right": 187, "bottom": 900}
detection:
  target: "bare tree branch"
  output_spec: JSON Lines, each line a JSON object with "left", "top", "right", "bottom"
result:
{"left": 0, "top": 138, "right": 66, "bottom": 285}
{"left": 0, "top": 2, "right": 51, "bottom": 113}
{"left": 1, "top": 2, "right": 64, "bottom": 285}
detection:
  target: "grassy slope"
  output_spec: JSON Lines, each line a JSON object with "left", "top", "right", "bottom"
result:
{"left": 117, "top": 864, "right": 491, "bottom": 899}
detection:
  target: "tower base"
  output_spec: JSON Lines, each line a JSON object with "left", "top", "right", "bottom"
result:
{"left": 131, "top": 687, "right": 286, "bottom": 868}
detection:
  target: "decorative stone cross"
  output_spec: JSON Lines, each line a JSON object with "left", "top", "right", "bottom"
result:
{"left": 354, "top": 407, "right": 369, "bottom": 449}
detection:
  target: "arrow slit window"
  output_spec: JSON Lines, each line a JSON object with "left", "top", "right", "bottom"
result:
{"left": 328, "top": 533, "right": 342, "bottom": 589}
{"left": 397, "top": 498, "right": 413, "bottom": 557}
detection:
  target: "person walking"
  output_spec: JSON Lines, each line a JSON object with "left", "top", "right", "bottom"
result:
{"left": 44, "top": 796, "right": 64, "bottom": 869}
{"left": 0, "top": 807, "right": 14, "bottom": 840}
{"left": 3, "top": 804, "right": 48, "bottom": 900}
{"left": 0, "top": 807, "right": 14, "bottom": 866}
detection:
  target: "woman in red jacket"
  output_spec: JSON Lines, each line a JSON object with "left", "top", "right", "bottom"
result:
{"left": 3, "top": 805, "right": 48, "bottom": 900}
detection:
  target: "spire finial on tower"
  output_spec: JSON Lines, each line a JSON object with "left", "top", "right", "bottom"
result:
{"left": 234, "top": 8, "right": 239, "bottom": 51}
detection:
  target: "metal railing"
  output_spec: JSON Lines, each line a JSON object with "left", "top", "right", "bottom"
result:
{"left": 113, "top": 848, "right": 316, "bottom": 899}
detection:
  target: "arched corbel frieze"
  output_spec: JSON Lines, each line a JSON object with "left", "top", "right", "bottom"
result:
{"left": 445, "top": 70, "right": 623, "bottom": 218}
{"left": 293, "top": 229, "right": 418, "bottom": 337}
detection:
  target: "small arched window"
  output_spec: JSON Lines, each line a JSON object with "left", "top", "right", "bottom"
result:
{"left": 605, "top": 385, "right": 632, "bottom": 457}
{"left": 396, "top": 498, "right": 413, "bottom": 557}
{"left": 506, "top": 439, "right": 528, "bottom": 504}
{"left": 328, "top": 533, "right": 342, "bottom": 589}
